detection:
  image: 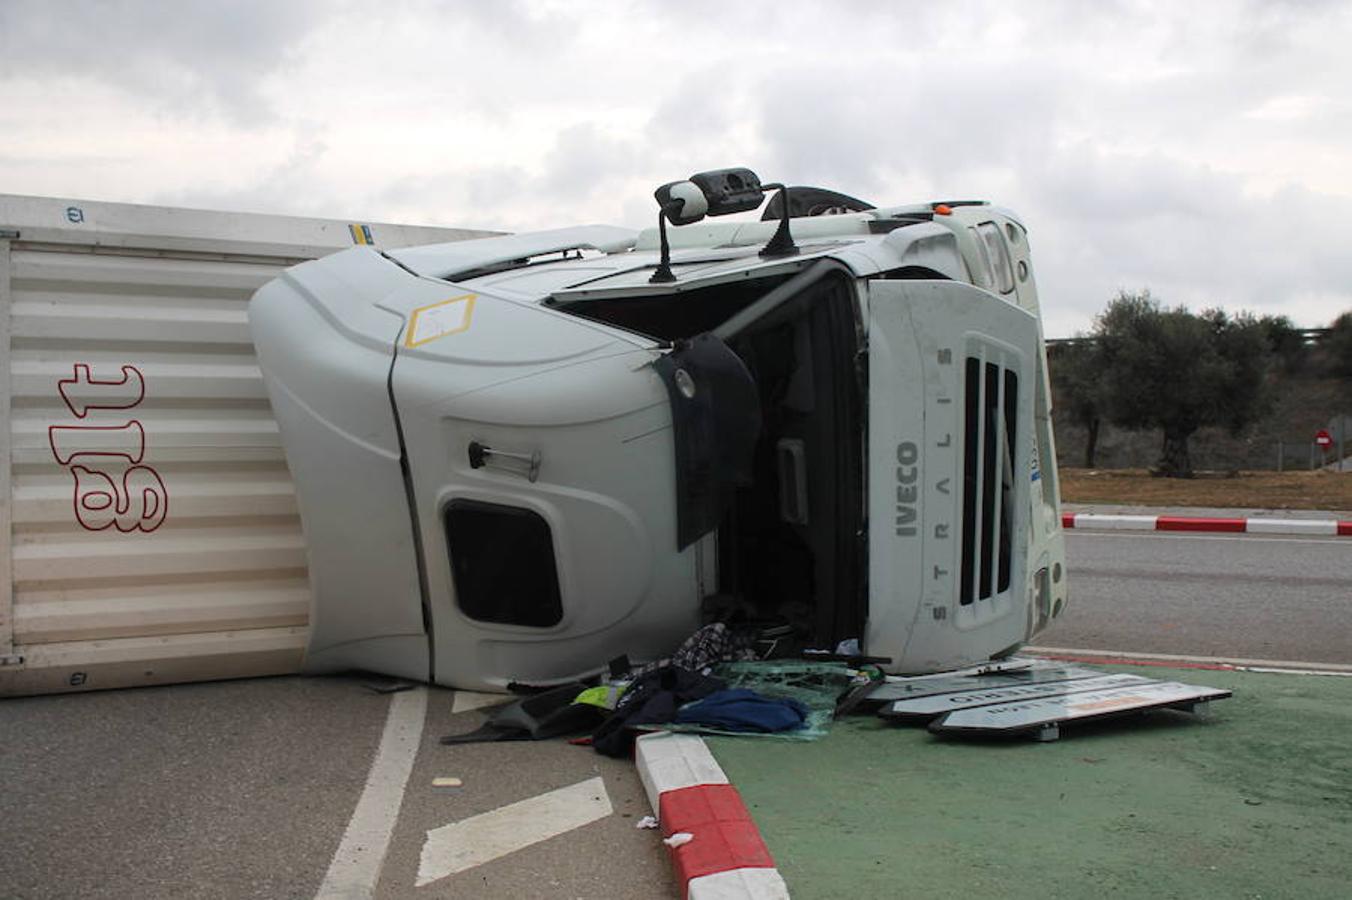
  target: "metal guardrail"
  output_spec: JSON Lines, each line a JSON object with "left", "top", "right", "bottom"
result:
{"left": 1047, "top": 328, "right": 1333, "bottom": 348}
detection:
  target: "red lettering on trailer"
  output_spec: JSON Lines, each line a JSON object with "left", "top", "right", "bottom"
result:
{"left": 57, "top": 363, "right": 145, "bottom": 418}
{"left": 48, "top": 363, "right": 168, "bottom": 533}
{"left": 49, "top": 421, "right": 146, "bottom": 465}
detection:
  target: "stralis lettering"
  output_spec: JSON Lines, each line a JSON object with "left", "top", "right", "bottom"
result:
{"left": 895, "top": 441, "right": 919, "bottom": 536}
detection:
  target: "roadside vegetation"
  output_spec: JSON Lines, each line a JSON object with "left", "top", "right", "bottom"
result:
{"left": 1059, "top": 468, "right": 1352, "bottom": 512}
{"left": 1050, "top": 297, "right": 1352, "bottom": 478}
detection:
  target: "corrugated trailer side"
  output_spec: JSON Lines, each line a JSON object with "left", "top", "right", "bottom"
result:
{"left": 0, "top": 195, "right": 495, "bottom": 695}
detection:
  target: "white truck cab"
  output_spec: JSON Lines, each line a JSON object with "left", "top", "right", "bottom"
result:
{"left": 251, "top": 170, "right": 1069, "bottom": 691}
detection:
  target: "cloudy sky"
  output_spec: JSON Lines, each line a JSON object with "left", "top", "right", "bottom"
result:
{"left": 2, "top": 0, "right": 1349, "bottom": 335}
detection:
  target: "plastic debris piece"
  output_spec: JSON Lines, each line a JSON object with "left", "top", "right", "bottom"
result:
{"left": 431, "top": 777, "right": 463, "bottom": 787}
{"left": 636, "top": 815, "right": 660, "bottom": 830}
{"left": 663, "top": 832, "right": 694, "bottom": 848}
{"left": 362, "top": 678, "right": 417, "bottom": 694}
{"left": 835, "top": 638, "right": 861, "bottom": 656}
{"left": 574, "top": 682, "right": 629, "bottom": 710}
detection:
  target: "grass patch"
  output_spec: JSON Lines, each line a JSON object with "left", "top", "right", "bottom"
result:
{"left": 1060, "top": 468, "right": 1352, "bottom": 512}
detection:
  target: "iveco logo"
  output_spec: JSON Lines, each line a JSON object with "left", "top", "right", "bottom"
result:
{"left": 895, "top": 441, "right": 919, "bottom": 536}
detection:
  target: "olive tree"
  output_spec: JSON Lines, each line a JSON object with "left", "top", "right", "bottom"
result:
{"left": 1094, "top": 291, "right": 1270, "bottom": 477}
{"left": 1325, "top": 311, "right": 1352, "bottom": 377}
{"left": 1049, "top": 339, "right": 1106, "bottom": 467}
{"left": 1258, "top": 314, "right": 1308, "bottom": 374}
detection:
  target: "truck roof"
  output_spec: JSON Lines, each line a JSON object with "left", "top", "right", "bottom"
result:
{"left": 388, "top": 204, "right": 1014, "bottom": 304}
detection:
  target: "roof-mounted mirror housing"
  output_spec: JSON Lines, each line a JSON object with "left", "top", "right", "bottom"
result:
{"left": 649, "top": 166, "right": 798, "bottom": 284}
{"left": 653, "top": 181, "right": 710, "bottom": 227}
{"left": 689, "top": 168, "right": 765, "bottom": 217}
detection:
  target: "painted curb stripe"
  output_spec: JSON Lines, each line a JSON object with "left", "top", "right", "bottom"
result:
{"left": 1246, "top": 517, "right": 1337, "bottom": 535}
{"left": 1156, "top": 515, "right": 1245, "bottom": 532}
{"left": 689, "top": 868, "right": 791, "bottom": 899}
{"left": 659, "top": 784, "right": 775, "bottom": 881}
{"left": 635, "top": 732, "right": 788, "bottom": 899}
{"left": 1063, "top": 512, "right": 1352, "bottom": 536}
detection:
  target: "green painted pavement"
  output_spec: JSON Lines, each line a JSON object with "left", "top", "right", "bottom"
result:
{"left": 704, "top": 665, "right": 1352, "bottom": 899}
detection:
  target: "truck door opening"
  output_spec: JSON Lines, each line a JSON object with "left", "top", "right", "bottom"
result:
{"left": 552, "top": 261, "right": 866, "bottom": 650}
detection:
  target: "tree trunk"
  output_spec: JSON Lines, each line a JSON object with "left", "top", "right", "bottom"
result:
{"left": 1156, "top": 429, "right": 1194, "bottom": 478}
{"left": 1083, "top": 418, "right": 1101, "bottom": 468}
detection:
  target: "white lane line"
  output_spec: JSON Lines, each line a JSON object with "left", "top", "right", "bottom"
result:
{"left": 1026, "top": 646, "right": 1352, "bottom": 674}
{"left": 1069, "top": 532, "right": 1351, "bottom": 546}
{"left": 450, "top": 690, "right": 510, "bottom": 714}
{"left": 315, "top": 687, "right": 427, "bottom": 900}
{"left": 416, "top": 776, "right": 613, "bottom": 887}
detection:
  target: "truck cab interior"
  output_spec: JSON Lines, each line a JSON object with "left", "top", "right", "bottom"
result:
{"left": 551, "top": 261, "right": 866, "bottom": 651}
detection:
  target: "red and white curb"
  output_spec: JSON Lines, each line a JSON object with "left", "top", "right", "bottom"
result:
{"left": 635, "top": 731, "right": 789, "bottom": 899}
{"left": 1061, "top": 512, "right": 1352, "bottom": 536}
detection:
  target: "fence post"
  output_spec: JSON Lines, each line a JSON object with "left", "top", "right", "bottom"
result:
{"left": 1277, "top": 442, "right": 1284, "bottom": 472}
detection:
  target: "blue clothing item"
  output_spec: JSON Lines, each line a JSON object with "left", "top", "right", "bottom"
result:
{"left": 672, "top": 688, "right": 809, "bottom": 733}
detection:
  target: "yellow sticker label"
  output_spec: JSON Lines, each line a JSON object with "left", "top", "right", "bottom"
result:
{"left": 405, "top": 294, "right": 476, "bottom": 348}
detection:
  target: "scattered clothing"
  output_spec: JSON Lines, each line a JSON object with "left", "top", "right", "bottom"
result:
{"left": 592, "top": 666, "right": 726, "bottom": 757}
{"left": 441, "top": 682, "right": 601, "bottom": 744}
{"left": 673, "top": 688, "right": 809, "bottom": 733}
{"left": 635, "top": 623, "right": 758, "bottom": 677}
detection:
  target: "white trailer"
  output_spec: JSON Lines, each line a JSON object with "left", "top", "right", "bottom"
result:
{"left": 2, "top": 172, "right": 1069, "bottom": 697}
{"left": 0, "top": 195, "right": 495, "bottom": 695}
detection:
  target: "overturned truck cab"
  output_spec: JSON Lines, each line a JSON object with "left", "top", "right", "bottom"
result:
{"left": 250, "top": 169, "right": 1068, "bottom": 691}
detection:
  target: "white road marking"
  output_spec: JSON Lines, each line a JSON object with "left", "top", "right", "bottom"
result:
{"left": 1069, "top": 532, "right": 1351, "bottom": 546}
{"left": 416, "top": 776, "right": 613, "bottom": 887}
{"left": 1026, "top": 646, "right": 1352, "bottom": 674}
{"left": 450, "top": 690, "right": 510, "bottom": 714}
{"left": 315, "top": 687, "right": 427, "bottom": 900}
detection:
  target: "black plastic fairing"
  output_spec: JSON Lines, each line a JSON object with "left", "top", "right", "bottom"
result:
{"left": 653, "top": 334, "right": 762, "bottom": 550}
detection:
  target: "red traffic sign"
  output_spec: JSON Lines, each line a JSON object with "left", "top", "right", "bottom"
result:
{"left": 1315, "top": 429, "right": 1333, "bottom": 448}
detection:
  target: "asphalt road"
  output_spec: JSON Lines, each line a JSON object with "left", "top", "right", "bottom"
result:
{"left": 1037, "top": 531, "right": 1352, "bottom": 664}
{"left": 4, "top": 528, "right": 1349, "bottom": 899}
{"left": 0, "top": 676, "right": 672, "bottom": 900}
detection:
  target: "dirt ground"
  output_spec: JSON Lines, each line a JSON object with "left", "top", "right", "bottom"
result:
{"left": 1059, "top": 467, "right": 1352, "bottom": 511}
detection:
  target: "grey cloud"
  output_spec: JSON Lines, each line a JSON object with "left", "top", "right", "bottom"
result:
{"left": 1021, "top": 148, "right": 1352, "bottom": 333}
{"left": 371, "top": 122, "right": 659, "bottom": 231}
{"left": 749, "top": 59, "right": 1071, "bottom": 197}
{"left": 0, "top": 0, "right": 330, "bottom": 123}
{"left": 154, "top": 132, "right": 332, "bottom": 216}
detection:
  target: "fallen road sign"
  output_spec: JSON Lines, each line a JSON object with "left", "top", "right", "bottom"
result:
{"left": 865, "top": 664, "right": 1109, "bottom": 704}
{"left": 879, "top": 673, "right": 1151, "bottom": 719}
{"left": 928, "top": 681, "right": 1232, "bottom": 741}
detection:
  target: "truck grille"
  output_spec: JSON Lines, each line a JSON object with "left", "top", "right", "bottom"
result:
{"left": 960, "top": 355, "right": 1018, "bottom": 605}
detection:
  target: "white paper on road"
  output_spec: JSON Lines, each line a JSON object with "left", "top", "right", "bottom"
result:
{"left": 416, "top": 776, "right": 613, "bottom": 886}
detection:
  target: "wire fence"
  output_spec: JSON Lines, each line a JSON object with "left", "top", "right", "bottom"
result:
{"left": 1276, "top": 442, "right": 1327, "bottom": 471}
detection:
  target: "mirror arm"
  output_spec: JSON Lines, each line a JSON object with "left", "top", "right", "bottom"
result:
{"left": 759, "top": 183, "right": 799, "bottom": 258}
{"left": 650, "top": 205, "right": 678, "bottom": 284}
